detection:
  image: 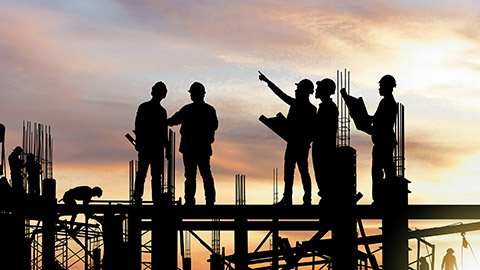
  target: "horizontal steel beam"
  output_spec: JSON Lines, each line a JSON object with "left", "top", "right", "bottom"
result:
{"left": 6, "top": 201, "right": 480, "bottom": 220}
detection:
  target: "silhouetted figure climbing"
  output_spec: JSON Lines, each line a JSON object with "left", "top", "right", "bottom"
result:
{"left": 441, "top": 248, "right": 458, "bottom": 270}
{"left": 60, "top": 186, "right": 103, "bottom": 230}
{"left": 419, "top": 257, "right": 429, "bottom": 270}
{"left": 168, "top": 82, "right": 218, "bottom": 206}
{"left": 313, "top": 79, "right": 338, "bottom": 204}
{"left": 25, "top": 153, "right": 42, "bottom": 196}
{"left": 259, "top": 71, "right": 316, "bottom": 205}
{"left": 133, "top": 81, "right": 169, "bottom": 204}
{"left": 8, "top": 146, "right": 25, "bottom": 193}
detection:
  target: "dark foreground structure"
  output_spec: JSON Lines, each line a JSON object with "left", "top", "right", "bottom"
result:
{"left": 5, "top": 192, "right": 480, "bottom": 270}
{"left": 2, "top": 73, "right": 478, "bottom": 270}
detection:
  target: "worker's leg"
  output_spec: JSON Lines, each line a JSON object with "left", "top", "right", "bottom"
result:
{"left": 198, "top": 155, "right": 215, "bottom": 205}
{"left": 183, "top": 154, "right": 198, "bottom": 205}
{"left": 133, "top": 151, "right": 150, "bottom": 201}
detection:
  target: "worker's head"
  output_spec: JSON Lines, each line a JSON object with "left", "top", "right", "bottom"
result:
{"left": 446, "top": 248, "right": 455, "bottom": 254}
{"left": 13, "top": 146, "right": 23, "bottom": 155}
{"left": 295, "top": 78, "right": 314, "bottom": 99}
{"left": 188, "top": 82, "right": 206, "bottom": 102}
{"left": 378, "top": 74, "right": 396, "bottom": 96}
{"left": 27, "top": 153, "right": 35, "bottom": 161}
{"left": 151, "top": 81, "right": 168, "bottom": 101}
{"left": 315, "top": 78, "right": 336, "bottom": 100}
{"left": 92, "top": 187, "right": 103, "bottom": 198}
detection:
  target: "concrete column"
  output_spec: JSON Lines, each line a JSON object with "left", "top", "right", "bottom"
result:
{"left": 153, "top": 206, "right": 177, "bottom": 270}
{"left": 234, "top": 217, "right": 248, "bottom": 270}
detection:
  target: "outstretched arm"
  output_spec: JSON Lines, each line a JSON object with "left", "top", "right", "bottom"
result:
{"left": 258, "top": 71, "right": 294, "bottom": 105}
{"left": 167, "top": 109, "right": 184, "bottom": 127}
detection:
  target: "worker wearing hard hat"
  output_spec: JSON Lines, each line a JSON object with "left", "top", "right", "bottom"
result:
{"left": 370, "top": 75, "right": 398, "bottom": 204}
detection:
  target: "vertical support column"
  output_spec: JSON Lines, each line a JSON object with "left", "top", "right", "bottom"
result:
{"left": 2, "top": 207, "right": 28, "bottom": 270}
{"left": 84, "top": 218, "right": 89, "bottom": 270}
{"left": 128, "top": 206, "right": 142, "bottom": 270}
{"left": 42, "top": 179, "right": 56, "bottom": 270}
{"left": 272, "top": 218, "right": 279, "bottom": 269}
{"left": 234, "top": 216, "right": 248, "bottom": 270}
{"left": 153, "top": 205, "right": 177, "bottom": 270}
{"left": 93, "top": 248, "right": 101, "bottom": 270}
{"left": 331, "top": 204, "right": 357, "bottom": 269}
{"left": 382, "top": 178, "right": 409, "bottom": 270}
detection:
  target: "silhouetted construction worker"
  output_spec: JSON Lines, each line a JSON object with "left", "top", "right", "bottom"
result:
{"left": 168, "top": 82, "right": 218, "bottom": 206}
{"left": 441, "top": 248, "right": 458, "bottom": 270}
{"left": 25, "top": 153, "right": 42, "bottom": 195}
{"left": 259, "top": 71, "right": 316, "bottom": 205}
{"left": 342, "top": 75, "right": 397, "bottom": 203}
{"left": 133, "top": 81, "right": 169, "bottom": 203}
{"left": 313, "top": 79, "right": 338, "bottom": 204}
{"left": 60, "top": 186, "right": 103, "bottom": 229}
{"left": 8, "top": 146, "right": 25, "bottom": 193}
{"left": 371, "top": 75, "right": 397, "bottom": 203}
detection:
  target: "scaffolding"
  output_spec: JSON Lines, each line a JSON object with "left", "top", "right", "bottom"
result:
{"left": 22, "top": 121, "right": 54, "bottom": 194}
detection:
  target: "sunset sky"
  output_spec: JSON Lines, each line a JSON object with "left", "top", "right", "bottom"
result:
{"left": 1, "top": 0, "right": 480, "bottom": 269}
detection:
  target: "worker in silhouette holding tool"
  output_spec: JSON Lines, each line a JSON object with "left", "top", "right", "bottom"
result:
{"left": 259, "top": 71, "right": 316, "bottom": 206}
{"left": 441, "top": 248, "right": 458, "bottom": 270}
{"left": 132, "top": 81, "right": 169, "bottom": 204}
{"left": 342, "top": 74, "right": 397, "bottom": 204}
{"left": 168, "top": 82, "right": 218, "bottom": 206}
{"left": 60, "top": 186, "right": 103, "bottom": 230}
{"left": 8, "top": 146, "right": 25, "bottom": 193}
{"left": 25, "top": 153, "right": 42, "bottom": 196}
{"left": 313, "top": 79, "right": 338, "bottom": 204}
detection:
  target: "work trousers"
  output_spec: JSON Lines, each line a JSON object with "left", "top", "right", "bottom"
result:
{"left": 371, "top": 143, "right": 395, "bottom": 201}
{"left": 312, "top": 144, "right": 335, "bottom": 199}
{"left": 134, "top": 149, "right": 164, "bottom": 200}
{"left": 283, "top": 143, "right": 312, "bottom": 203}
{"left": 183, "top": 153, "right": 216, "bottom": 204}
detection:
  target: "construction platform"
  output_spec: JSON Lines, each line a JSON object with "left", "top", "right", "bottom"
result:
{"left": 3, "top": 193, "right": 480, "bottom": 270}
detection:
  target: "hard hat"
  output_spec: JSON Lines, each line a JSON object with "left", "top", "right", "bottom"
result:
{"left": 13, "top": 146, "right": 23, "bottom": 153}
{"left": 188, "top": 82, "right": 206, "bottom": 94}
{"left": 92, "top": 186, "right": 103, "bottom": 197}
{"left": 295, "top": 79, "right": 314, "bottom": 95}
{"left": 316, "top": 78, "right": 336, "bottom": 95}
{"left": 379, "top": 75, "right": 397, "bottom": 87}
{"left": 152, "top": 81, "right": 167, "bottom": 94}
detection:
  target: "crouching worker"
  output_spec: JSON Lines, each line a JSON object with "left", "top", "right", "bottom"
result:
{"left": 60, "top": 186, "right": 103, "bottom": 231}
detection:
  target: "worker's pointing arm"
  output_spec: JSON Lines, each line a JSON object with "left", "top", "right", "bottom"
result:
{"left": 258, "top": 71, "right": 294, "bottom": 105}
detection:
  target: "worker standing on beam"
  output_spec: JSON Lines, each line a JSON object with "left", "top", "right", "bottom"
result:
{"left": 132, "top": 81, "right": 169, "bottom": 204}
{"left": 342, "top": 75, "right": 397, "bottom": 204}
{"left": 259, "top": 71, "right": 316, "bottom": 206}
{"left": 168, "top": 82, "right": 218, "bottom": 206}
{"left": 8, "top": 146, "right": 25, "bottom": 194}
{"left": 25, "top": 153, "right": 42, "bottom": 196}
{"left": 312, "top": 78, "right": 338, "bottom": 204}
